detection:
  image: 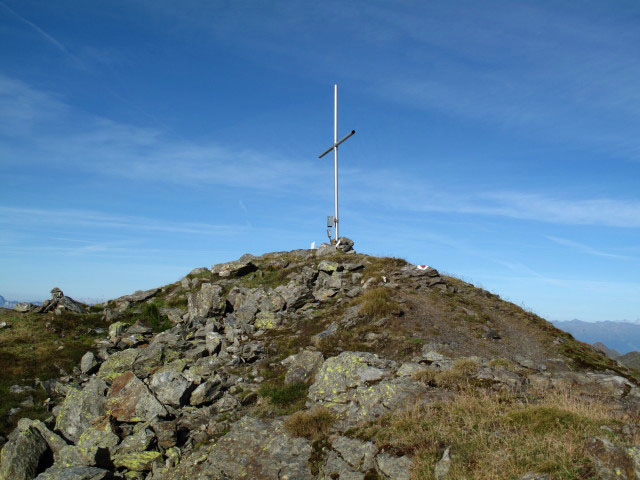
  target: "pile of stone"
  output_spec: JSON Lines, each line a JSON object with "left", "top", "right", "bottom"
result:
{"left": 14, "top": 288, "right": 88, "bottom": 315}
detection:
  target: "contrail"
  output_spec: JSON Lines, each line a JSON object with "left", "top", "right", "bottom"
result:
{"left": 0, "top": 1, "right": 82, "bottom": 66}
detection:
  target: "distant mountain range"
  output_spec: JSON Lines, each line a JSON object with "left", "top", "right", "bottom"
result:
{"left": 553, "top": 319, "right": 640, "bottom": 354}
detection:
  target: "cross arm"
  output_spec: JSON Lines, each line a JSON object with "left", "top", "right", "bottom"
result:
{"left": 318, "top": 130, "right": 356, "bottom": 158}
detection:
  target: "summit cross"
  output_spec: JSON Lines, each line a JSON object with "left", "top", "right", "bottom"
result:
{"left": 318, "top": 83, "right": 356, "bottom": 242}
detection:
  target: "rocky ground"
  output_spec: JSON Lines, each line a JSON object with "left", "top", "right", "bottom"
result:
{"left": 2, "top": 239, "right": 640, "bottom": 480}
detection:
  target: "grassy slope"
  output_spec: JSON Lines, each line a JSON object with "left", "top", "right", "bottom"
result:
{"left": 0, "top": 308, "right": 107, "bottom": 438}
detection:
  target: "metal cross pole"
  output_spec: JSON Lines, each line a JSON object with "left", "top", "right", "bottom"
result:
{"left": 318, "top": 83, "right": 356, "bottom": 242}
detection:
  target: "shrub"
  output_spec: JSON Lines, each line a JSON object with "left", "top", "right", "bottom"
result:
{"left": 284, "top": 407, "right": 335, "bottom": 439}
{"left": 139, "top": 303, "right": 172, "bottom": 332}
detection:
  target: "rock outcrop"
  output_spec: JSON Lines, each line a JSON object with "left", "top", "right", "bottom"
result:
{"left": 3, "top": 242, "right": 640, "bottom": 479}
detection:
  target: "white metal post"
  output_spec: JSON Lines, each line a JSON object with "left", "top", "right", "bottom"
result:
{"left": 318, "top": 84, "right": 354, "bottom": 244}
{"left": 334, "top": 83, "right": 339, "bottom": 241}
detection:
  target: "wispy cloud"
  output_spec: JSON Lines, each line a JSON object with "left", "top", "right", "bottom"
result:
{"left": 0, "top": 206, "right": 247, "bottom": 236}
{"left": 346, "top": 169, "right": 640, "bottom": 228}
{"left": 3, "top": 75, "right": 640, "bottom": 229}
{"left": 545, "top": 235, "right": 632, "bottom": 260}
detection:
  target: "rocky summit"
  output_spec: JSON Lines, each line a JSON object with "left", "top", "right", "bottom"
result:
{"left": 2, "top": 239, "right": 640, "bottom": 480}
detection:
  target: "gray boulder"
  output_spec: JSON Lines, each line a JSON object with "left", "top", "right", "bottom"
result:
{"left": 76, "top": 427, "right": 119, "bottom": 458}
{"left": 16, "top": 418, "right": 67, "bottom": 460}
{"left": 116, "top": 425, "right": 155, "bottom": 454}
{"left": 149, "top": 367, "right": 193, "bottom": 407}
{"left": 189, "top": 377, "right": 223, "bottom": 406}
{"left": 321, "top": 450, "right": 364, "bottom": 479}
{"left": 107, "top": 322, "right": 127, "bottom": 339}
{"left": 205, "top": 416, "right": 313, "bottom": 479}
{"left": 80, "top": 352, "right": 99, "bottom": 375}
{"left": 275, "top": 282, "right": 313, "bottom": 310}
{"left": 187, "top": 283, "right": 225, "bottom": 320}
{"left": 318, "top": 260, "right": 340, "bottom": 273}
{"left": 308, "top": 352, "right": 427, "bottom": 429}
{"left": 210, "top": 258, "right": 257, "bottom": 278}
{"left": 14, "top": 302, "right": 37, "bottom": 313}
{"left": 375, "top": 453, "right": 412, "bottom": 480}
{"left": 282, "top": 350, "right": 324, "bottom": 385}
{"left": 55, "top": 445, "right": 105, "bottom": 468}
{"left": 308, "top": 352, "right": 391, "bottom": 403}
{"left": 0, "top": 423, "right": 49, "bottom": 480}
{"left": 55, "top": 377, "right": 108, "bottom": 443}
{"left": 96, "top": 348, "right": 139, "bottom": 382}
{"left": 336, "top": 237, "right": 355, "bottom": 252}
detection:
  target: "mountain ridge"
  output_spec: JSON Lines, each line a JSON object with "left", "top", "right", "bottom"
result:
{"left": 1, "top": 241, "right": 639, "bottom": 479}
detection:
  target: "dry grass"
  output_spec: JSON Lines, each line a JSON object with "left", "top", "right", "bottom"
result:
{"left": 413, "top": 359, "right": 480, "bottom": 390}
{"left": 360, "top": 256, "right": 408, "bottom": 282}
{"left": 355, "top": 287, "right": 400, "bottom": 319}
{"left": 353, "top": 389, "right": 632, "bottom": 480}
{"left": 284, "top": 406, "right": 335, "bottom": 440}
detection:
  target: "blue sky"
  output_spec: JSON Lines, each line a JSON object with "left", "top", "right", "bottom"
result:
{"left": 1, "top": 0, "right": 639, "bottom": 321}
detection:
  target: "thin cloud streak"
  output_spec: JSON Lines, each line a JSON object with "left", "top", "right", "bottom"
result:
{"left": 0, "top": 1, "right": 83, "bottom": 67}
{"left": 545, "top": 235, "right": 632, "bottom": 260}
{"left": 0, "top": 206, "right": 247, "bottom": 236}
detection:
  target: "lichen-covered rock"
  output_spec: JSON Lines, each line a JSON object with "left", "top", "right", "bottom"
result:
{"left": 55, "top": 377, "right": 108, "bottom": 443}
{"left": 105, "top": 372, "right": 167, "bottom": 422}
{"left": 34, "top": 466, "right": 113, "bottom": 480}
{"left": 308, "top": 352, "right": 393, "bottom": 403}
{"left": 282, "top": 350, "right": 324, "bottom": 385}
{"left": 97, "top": 349, "right": 139, "bottom": 382}
{"left": 254, "top": 311, "right": 281, "bottom": 329}
{"left": 116, "top": 425, "right": 155, "bottom": 454}
{"left": 187, "top": 284, "right": 225, "bottom": 320}
{"left": 107, "top": 322, "right": 127, "bottom": 339}
{"left": 132, "top": 344, "right": 164, "bottom": 378}
{"left": 321, "top": 450, "right": 364, "bottom": 480}
{"left": 205, "top": 416, "right": 313, "bottom": 479}
{"left": 308, "top": 352, "right": 427, "bottom": 428}
{"left": 76, "top": 427, "right": 119, "bottom": 457}
{"left": 112, "top": 451, "right": 162, "bottom": 471}
{"left": 583, "top": 437, "right": 636, "bottom": 480}
{"left": 17, "top": 418, "right": 67, "bottom": 460}
{"left": 318, "top": 260, "right": 340, "bottom": 273}
{"left": 56, "top": 445, "right": 105, "bottom": 467}
{"left": 331, "top": 436, "right": 377, "bottom": 472}
{"left": 0, "top": 423, "right": 49, "bottom": 480}
{"left": 149, "top": 367, "right": 193, "bottom": 407}
{"left": 375, "top": 453, "right": 412, "bottom": 480}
